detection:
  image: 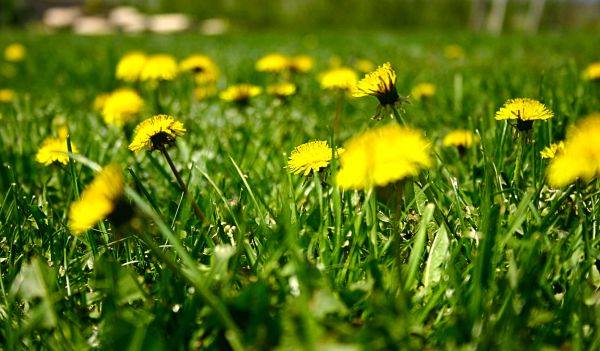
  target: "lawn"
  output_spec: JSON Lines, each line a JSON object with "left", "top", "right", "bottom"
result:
{"left": 0, "top": 30, "right": 599, "bottom": 350}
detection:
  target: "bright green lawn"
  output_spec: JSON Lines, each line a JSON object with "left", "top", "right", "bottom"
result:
{"left": 0, "top": 30, "right": 599, "bottom": 350}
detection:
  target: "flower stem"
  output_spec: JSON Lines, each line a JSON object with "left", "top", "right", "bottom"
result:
{"left": 159, "top": 145, "right": 206, "bottom": 223}
{"left": 512, "top": 131, "right": 525, "bottom": 189}
{"left": 333, "top": 91, "right": 345, "bottom": 141}
{"left": 390, "top": 105, "right": 406, "bottom": 126}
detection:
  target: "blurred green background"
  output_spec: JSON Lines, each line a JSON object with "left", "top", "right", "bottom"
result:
{"left": 1, "top": 0, "right": 599, "bottom": 32}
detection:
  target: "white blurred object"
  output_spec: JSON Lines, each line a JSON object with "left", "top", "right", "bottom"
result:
{"left": 199, "top": 18, "right": 229, "bottom": 35}
{"left": 73, "top": 17, "right": 114, "bottom": 35}
{"left": 148, "top": 14, "right": 191, "bottom": 33}
{"left": 43, "top": 7, "right": 81, "bottom": 29}
{"left": 108, "top": 6, "right": 147, "bottom": 33}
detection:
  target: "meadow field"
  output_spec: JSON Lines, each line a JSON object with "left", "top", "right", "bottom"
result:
{"left": 0, "top": 30, "right": 599, "bottom": 350}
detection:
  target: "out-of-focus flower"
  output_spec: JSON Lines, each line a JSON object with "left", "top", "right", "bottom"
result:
{"left": 256, "top": 53, "right": 289, "bottom": 73}
{"left": 101, "top": 88, "right": 144, "bottom": 127}
{"left": 288, "top": 55, "right": 314, "bottom": 73}
{"left": 354, "top": 59, "right": 375, "bottom": 74}
{"left": 267, "top": 82, "right": 296, "bottom": 98}
{"left": 320, "top": 67, "right": 358, "bottom": 92}
{"left": 180, "top": 54, "right": 219, "bottom": 83}
{"left": 0, "top": 89, "right": 15, "bottom": 103}
{"left": 140, "top": 54, "right": 178, "bottom": 82}
{"left": 443, "top": 130, "right": 478, "bottom": 149}
{"left": 411, "top": 83, "right": 436, "bottom": 100}
{"left": 194, "top": 84, "right": 218, "bottom": 101}
{"left": 116, "top": 52, "right": 147, "bottom": 82}
{"left": 582, "top": 62, "right": 600, "bottom": 81}
{"left": 93, "top": 93, "right": 110, "bottom": 112}
{"left": 219, "top": 84, "right": 262, "bottom": 105}
{"left": 336, "top": 124, "right": 431, "bottom": 190}
{"left": 444, "top": 44, "right": 465, "bottom": 60}
{"left": 4, "top": 43, "right": 26, "bottom": 62}
{"left": 35, "top": 136, "right": 78, "bottom": 166}
{"left": 540, "top": 141, "right": 565, "bottom": 159}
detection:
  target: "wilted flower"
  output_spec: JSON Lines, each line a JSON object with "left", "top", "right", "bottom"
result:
{"left": 547, "top": 113, "right": 600, "bottom": 187}
{"left": 68, "top": 164, "right": 129, "bottom": 235}
{"left": 116, "top": 52, "right": 147, "bottom": 82}
{"left": 495, "top": 98, "right": 553, "bottom": 131}
{"left": 540, "top": 141, "right": 565, "bottom": 159}
{"left": 267, "top": 82, "right": 296, "bottom": 98}
{"left": 101, "top": 88, "right": 144, "bottom": 127}
{"left": 4, "top": 43, "right": 26, "bottom": 62}
{"left": 336, "top": 124, "right": 431, "bottom": 190}
{"left": 219, "top": 84, "right": 262, "bottom": 105}
{"left": 35, "top": 136, "right": 78, "bottom": 166}
{"left": 129, "top": 114, "right": 186, "bottom": 152}
{"left": 320, "top": 67, "right": 358, "bottom": 92}
{"left": 287, "top": 140, "right": 342, "bottom": 176}
{"left": 582, "top": 62, "right": 600, "bottom": 81}
{"left": 140, "top": 54, "right": 178, "bottom": 82}
{"left": 411, "top": 83, "right": 436, "bottom": 100}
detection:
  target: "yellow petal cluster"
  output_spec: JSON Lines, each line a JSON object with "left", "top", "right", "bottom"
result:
{"left": 256, "top": 53, "right": 289, "bottom": 73}
{"left": 35, "top": 137, "right": 78, "bottom": 166}
{"left": 68, "top": 164, "right": 124, "bottom": 235}
{"left": 547, "top": 113, "right": 600, "bottom": 187}
{"left": 581, "top": 62, "right": 600, "bottom": 81}
{"left": 494, "top": 98, "right": 553, "bottom": 122}
{"left": 101, "top": 88, "right": 144, "bottom": 127}
{"left": 116, "top": 52, "right": 147, "bottom": 82}
{"left": 337, "top": 124, "right": 431, "bottom": 190}
{"left": 288, "top": 55, "right": 314, "bottom": 73}
{"left": 180, "top": 54, "right": 220, "bottom": 83}
{"left": 411, "top": 83, "right": 436, "bottom": 100}
{"left": 540, "top": 141, "right": 565, "bottom": 159}
{"left": 442, "top": 130, "right": 477, "bottom": 148}
{"left": 0, "top": 89, "right": 15, "bottom": 103}
{"left": 4, "top": 43, "right": 26, "bottom": 62}
{"left": 287, "top": 140, "right": 341, "bottom": 176}
{"left": 320, "top": 67, "right": 358, "bottom": 92}
{"left": 352, "top": 63, "right": 399, "bottom": 105}
{"left": 267, "top": 82, "right": 296, "bottom": 98}
{"left": 140, "top": 54, "right": 178, "bottom": 82}
{"left": 219, "top": 84, "right": 262, "bottom": 103}
{"left": 129, "top": 114, "right": 186, "bottom": 152}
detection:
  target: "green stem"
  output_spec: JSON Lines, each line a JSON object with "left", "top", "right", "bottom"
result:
{"left": 333, "top": 91, "right": 345, "bottom": 141}
{"left": 512, "top": 131, "right": 525, "bottom": 190}
{"left": 390, "top": 104, "right": 406, "bottom": 126}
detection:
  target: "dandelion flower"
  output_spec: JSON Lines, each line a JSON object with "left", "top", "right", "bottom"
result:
{"left": 267, "top": 82, "right": 296, "bottom": 98}
{"left": 35, "top": 137, "right": 78, "bottom": 166}
{"left": 540, "top": 141, "right": 565, "bottom": 159}
{"left": 180, "top": 54, "right": 219, "bottom": 83}
{"left": 582, "top": 62, "right": 600, "bottom": 81}
{"left": 0, "top": 89, "right": 15, "bottom": 103}
{"left": 411, "top": 83, "right": 436, "bottom": 100}
{"left": 495, "top": 98, "right": 553, "bottom": 131}
{"left": 4, "top": 43, "right": 26, "bottom": 62}
{"left": 219, "top": 84, "right": 262, "bottom": 105}
{"left": 352, "top": 63, "right": 399, "bottom": 103}
{"left": 443, "top": 130, "right": 478, "bottom": 149}
{"left": 287, "top": 140, "right": 342, "bottom": 176}
{"left": 288, "top": 55, "right": 314, "bottom": 73}
{"left": 444, "top": 45, "right": 464, "bottom": 60}
{"left": 320, "top": 67, "right": 358, "bottom": 92}
{"left": 68, "top": 164, "right": 127, "bottom": 235}
{"left": 547, "top": 113, "right": 600, "bottom": 187}
{"left": 116, "top": 52, "right": 147, "bottom": 82}
{"left": 129, "top": 114, "right": 186, "bottom": 152}
{"left": 140, "top": 54, "right": 178, "bottom": 82}
{"left": 337, "top": 124, "right": 431, "bottom": 190}
{"left": 354, "top": 59, "right": 375, "bottom": 74}
{"left": 256, "top": 53, "right": 289, "bottom": 73}
{"left": 101, "top": 88, "right": 144, "bottom": 127}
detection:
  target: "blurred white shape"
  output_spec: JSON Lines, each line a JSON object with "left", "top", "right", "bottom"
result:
{"left": 199, "top": 18, "right": 229, "bottom": 35}
{"left": 43, "top": 7, "right": 81, "bottom": 29}
{"left": 148, "top": 13, "right": 191, "bottom": 33}
{"left": 109, "top": 6, "right": 147, "bottom": 33}
{"left": 73, "top": 17, "right": 113, "bottom": 35}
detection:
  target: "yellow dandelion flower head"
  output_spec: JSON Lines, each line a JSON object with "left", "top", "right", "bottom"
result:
{"left": 320, "top": 67, "right": 358, "bottom": 91}
{"left": 256, "top": 53, "right": 290, "bottom": 73}
{"left": 352, "top": 63, "right": 400, "bottom": 105}
{"left": 194, "top": 84, "right": 218, "bottom": 101}
{"left": 129, "top": 114, "right": 186, "bottom": 153}
{"left": 444, "top": 44, "right": 465, "bottom": 60}
{"left": 101, "top": 88, "right": 144, "bottom": 127}
{"left": 411, "top": 83, "right": 436, "bottom": 100}
{"left": 219, "top": 84, "right": 262, "bottom": 103}
{"left": 140, "top": 54, "right": 178, "bottom": 82}
{"left": 443, "top": 129, "right": 478, "bottom": 148}
{"left": 35, "top": 137, "right": 78, "bottom": 166}
{"left": 4, "top": 43, "right": 26, "bottom": 62}
{"left": 582, "top": 62, "right": 600, "bottom": 81}
{"left": 354, "top": 59, "right": 375, "bottom": 74}
{"left": 68, "top": 164, "right": 124, "bottom": 235}
{"left": 547, "top": 113, "right": 600, "bottom": 187}
{"left": 495, "top": 98, "right": 553, "bottom": 122}
{"left": 288, "top": 55, "right": 314, "bottom": 73}
{"left": 93, "top": 93, "right": 110, "bottom": 112}
{"left": 337, "top": 124, "right": 432, "bottom": 190}
{"left": 540, "top": 141, "right": 565, "bottom": 159}
{"left": 0, "top": 89, "right": 15, "bottom": 103}
{"left": 180, "top": 54, "right": 220, "bottom": 83}
{"left": 267, "top": 82, "right": 296, "bottom": 98}
{"left": 116, "top": 52, "right": 147, "bottom": 82}
{"left": 287, "top": 140, "right": 342, "bottom": 176}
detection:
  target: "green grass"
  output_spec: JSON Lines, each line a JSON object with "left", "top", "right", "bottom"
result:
{"left": 0, "top": 29, "right": 599, "bottom": 350}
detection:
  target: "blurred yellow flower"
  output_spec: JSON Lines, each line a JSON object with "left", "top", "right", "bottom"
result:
{"left": 582, "top": 62, "right": 600, "bottom": 81}
{"left": 411, "top": 83, "right": 436, "bottom": 100}
{"left": 547, "top": 113, "right": 600, "bottom": 187}
{"left": 540, "top": 141, "right": 565, "bottom": 159}
{"left": 336, "top": 124, "right": 431, "bottom": 190}
{"left": 287, "top": 140, "right": 342, "bottom": 176}
{"left": 256, "top": 53, "right": 289, "bottom": 73}
{"left": 194, "top": 84, "right": 218, "bottom": 100}
{"left": 129, "top": 114, "right": 186, "bottom": 152}
{"left": 443, "top": 129, "right": 477, "bottom": 148}
{"left": 116, "top": 52, "right": 147, "bottom": 82}
{"left": 35, "top": 137, "right": 78, "bottom": 166}
{"left": 354, "top": 59, "right": 375, "bottom": 74}
{"left": 288, "top": 55, "right": 314, "bottom": 73}
{"left": 0, "top": 89, "right": 15, "bottom": 103}
{"left": 444, "top": 44, "right": 464, "bottom": 60}
{"left": 495, "top": 98, "right": 553, "bottom": 130}
{"left": 93, "top": 93, "right": 109, "bottom": 112}
{"left": 68, "top": 164, "right": 125, "bottom": 235}
{"left": 267, "top": 82, "right": 296, "bottom": 98}
{"left": 320, "top": 67, "right": 358, "bottom": 92}
{"left": 101, "top": 88, "right": 144, "bottom": 127}
{"left": 219, "top": 84, "right": 262, "bottom": 104}
{"left": 180, "top": 54, "right": 219, "bottom": 83}
{"left": 4, "top": 43, "right": 26, "bottom": 62}
{"left": 140, "top": 54, "right": 178, "bottom": 82}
